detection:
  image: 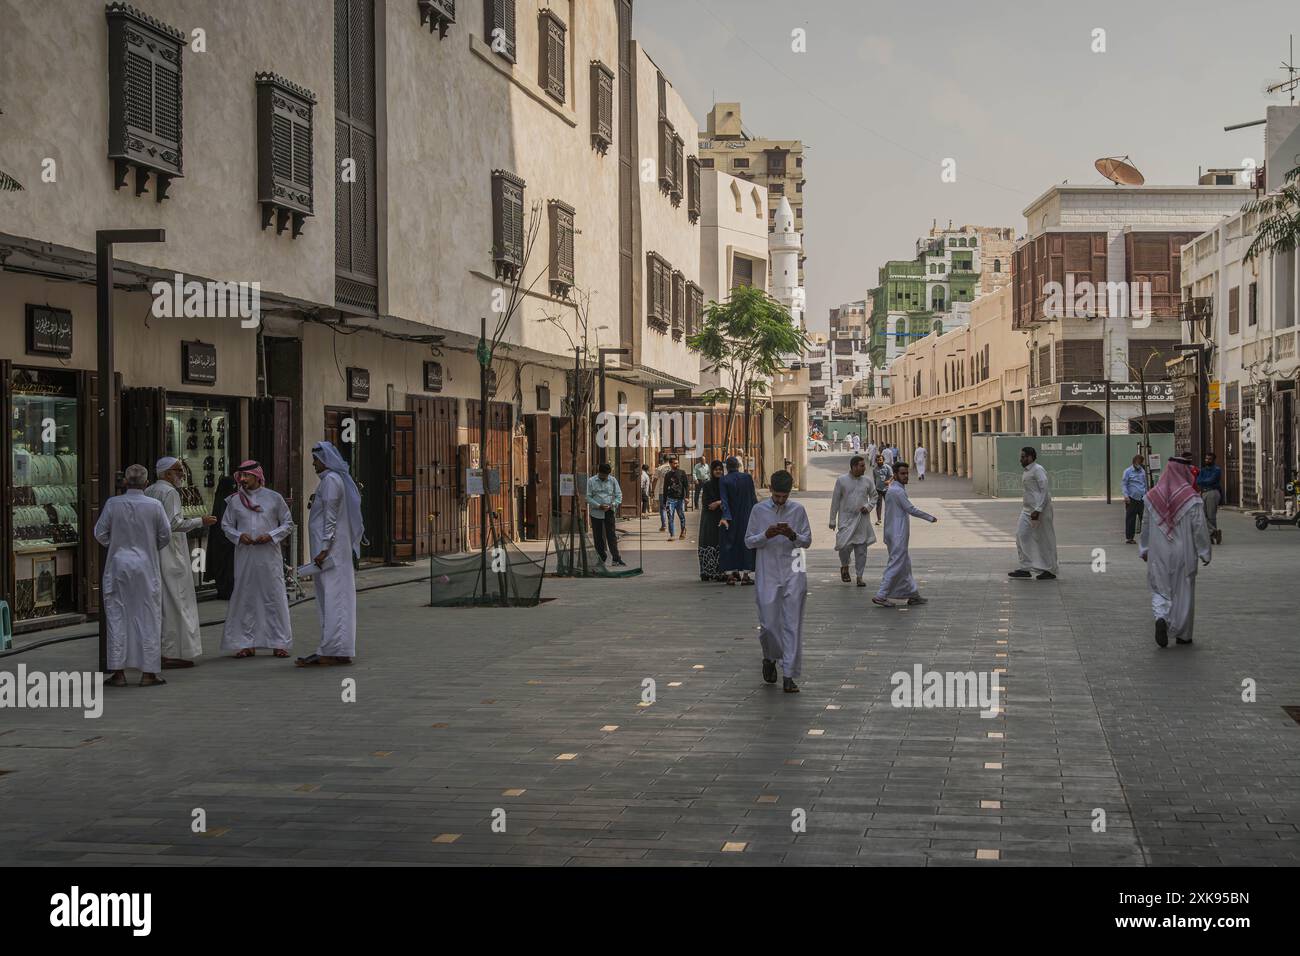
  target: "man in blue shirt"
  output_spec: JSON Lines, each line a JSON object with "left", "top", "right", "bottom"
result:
{"left": 1122, "top": 454, "right": 1148, "bottom": 544}
{"left": 1197, "top": 451, "right": 1224, "bottom": 545}
{"left": 586, "top": 462, "right": 625, "bottom": 566}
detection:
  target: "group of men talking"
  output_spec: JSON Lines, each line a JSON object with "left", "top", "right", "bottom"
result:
{"left": 95, "top": 441, "right": 363, "bottom": 686}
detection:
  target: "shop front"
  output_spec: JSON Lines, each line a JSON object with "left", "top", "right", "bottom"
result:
{"left": 2, "top": 364, "right": 98, "bottom": 628}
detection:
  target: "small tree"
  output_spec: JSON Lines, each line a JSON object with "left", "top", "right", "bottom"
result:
{"left": 688, "top": 285, "right": 807, "bottom": 456}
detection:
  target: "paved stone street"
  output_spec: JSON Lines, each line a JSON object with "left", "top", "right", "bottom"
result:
{"left": 2, "top": 451, "right": 1297, "bottom": 867}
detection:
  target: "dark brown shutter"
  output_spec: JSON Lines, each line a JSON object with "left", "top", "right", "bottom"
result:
{"left": 590, "top": 61, "right": 614, "bottom": 154}
{"left": 0, "top": 361, "right": 11, "bottom": 615}
{"left": 492, "top": 170, "right": 525, "bottom": 280}
{"left": 106, "top": 4, "right": 185, "bottom": 195}
{"left": 524, "top": 413, "right": 552, "bottom": 540}
{"left": 671, "top": 270, "right": 685, "bottom": 340}
{"left": 257, "top": 74, "right": 316, "bottom": 236}
{"left": 548, "top": 200, "right": 575, "bottom": 296}
{"left": 120, "top": 387, "right": 166, "bottom": 475}
{"left": 687, "top": 156, "right": 701, "bottom": 223}
{"left": 250, "top": 397, "right": 293, "bottom": 496}
{"left": 485, "top": 0, "right": 517, "bottom": 62}
{"left": 388, "top": 411, "right": 415, "bottom": 561}
{"left": 539, "top": 10, "right": 565, "bottom": 103}
{"left": 334, "top": 0, "right": 378, "bottom": 311}
{"left": 1228, "top": 286, "right": 1240, "bottom": 335}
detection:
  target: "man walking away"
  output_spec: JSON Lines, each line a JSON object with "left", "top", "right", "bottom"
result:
{"left": 297, "top": 441, "right": 363, "bottom": 667}
{"left": 586, "top": 461, "right": 625, "bottom": 566}
{"left": 653, "top": 453, "right": 672, "bottom": 531}
{"left": 745, "top": 470, "right": 812, "bottom": 693}
{"left": 872, "top": 453, "right": 892, "bottom": 525}
{"left": 662, "top": 456, "right": 689, "bottom": 541}
{"left": 914, "top": 445, "right": 927, "bottom": 480}
{"left": 1141, "top": 456, "right": 1212, "bottom": 647}
{"left": 829, "top": 455, "right": 877, "bottom": 586}
{"left": 146, "top": 457, "right": 217, "bottom": 669}
{"left": 692, "top": 457, "right": 710, "bottom": 510}
{"left": 872, "top": 461, "right": 937, "bottom": 607}
{"left": 1008, "top": 447, "right": 1058, "bottom": 580}
{"left": 95, "top": 464, "right": 172, "bottom": 687}
{"left": 719, "top": 456, "right": 758, "bottom": 585}
{"left": 1197, "top": 452, "right": 1223, "bottom": 545}
{"left": 639, "top": 463, "right": 652, "bottom": 516}
{"left": 1122, "top": 454, "right": 1148, "bottom": 544}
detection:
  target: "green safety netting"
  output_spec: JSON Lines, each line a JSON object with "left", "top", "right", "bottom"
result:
{"left": 428, "top": 537, "right": 548, "bottom": 607}
{"left": 550, "top": 511, "right": 642, "bottom": 578}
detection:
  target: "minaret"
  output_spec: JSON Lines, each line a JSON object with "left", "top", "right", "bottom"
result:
{"left": 769, "top": 196, "right": 804, "bottom": 331}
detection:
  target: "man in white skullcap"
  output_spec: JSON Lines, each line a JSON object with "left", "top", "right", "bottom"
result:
{"left": 95, "top": 464, "right": 172, "bottom": 686}
{"left": 146, "top": 456, "right": 217, "bottom": 668}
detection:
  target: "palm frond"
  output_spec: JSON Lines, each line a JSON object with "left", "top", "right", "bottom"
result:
{"left": 0, "top": 169, "right": 24, "bottom": 191}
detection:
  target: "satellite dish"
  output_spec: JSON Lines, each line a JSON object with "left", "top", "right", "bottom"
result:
{"left": 1095, "top": 155, "right": 1145, "bottom": 186}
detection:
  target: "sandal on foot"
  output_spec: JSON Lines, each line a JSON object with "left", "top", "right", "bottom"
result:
{"left": 139, "top": 676, "right": 167, "bottom": 687}
{"left": 162, "top": 658, "right": 194, "bottom": 669}
{"left": 295, "top": 654, "right": 323, "bottom": 667}
{"left": 233, "top": 649, "right": 255, "bottom": 659}
{"left": 106, "top": 673, "right": 128, "bottom": 687}
{"left": 272, "top": 649, "right": 290, "bottom": 658}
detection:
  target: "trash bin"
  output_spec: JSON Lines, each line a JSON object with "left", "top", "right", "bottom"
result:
{"left": 0, "top": 600, "right": 12, "bottom": 651}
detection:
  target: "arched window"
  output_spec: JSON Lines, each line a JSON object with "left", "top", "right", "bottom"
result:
{"left": 993, "top": 258, "right": 1001, "bottom": 273}
{"left": 1040, "top": 417, "right": 1053, "bottom": 436}
{"left": 932, "top": 287, "right": 945, "bottom": 310}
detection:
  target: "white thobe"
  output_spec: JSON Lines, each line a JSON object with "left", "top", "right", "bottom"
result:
{"left": 309, "top": 471, "right": 357, "bottom": 658}
{"left": 745, "top": 498, "right": 813, "bottom": 679}
{"left": 877, "top": 482, "right": 934, "bottom": 600}
{"left": 865, "top": 443, "right": 878, "bottom": 464}
{"left": 94, "top": 490, "right": 171, "bottom": 672}
{"left": 221, "top": 487, "right": 295, "bottom": 651}
{"left": 829, "top": 473, "right": 877, "bottom": 575}
{"left": 145, "top": 480, "right": 204, "bottom": 661}
{"left": 883, "top": 447, "right": 896, "bottom": 467}
{"left": 1139, "top": 497, "right": 1212, "bottom": 642}
{"left": 914, "top": 447, "right": 927, "bottom": 477}
{"left": 1016, "top": 463, "right": 1058, "bottom": 574}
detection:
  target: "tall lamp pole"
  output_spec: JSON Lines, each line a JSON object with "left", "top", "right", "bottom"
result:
{"left": 96, "top": 228, "right": 165, "bottom": 671}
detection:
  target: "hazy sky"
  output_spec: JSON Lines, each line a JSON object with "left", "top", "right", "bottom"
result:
{"left": 635, "top": 0, "right": 1295, "bottom": 331}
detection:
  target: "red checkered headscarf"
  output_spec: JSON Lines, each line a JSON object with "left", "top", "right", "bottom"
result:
{"left": 234, "top": 460, "right": 267, "bottom": 512}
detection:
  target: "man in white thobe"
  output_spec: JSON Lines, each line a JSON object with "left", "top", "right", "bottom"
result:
{"left": 882, "top": 444, "right": 897, "bottom": 468}
{"left": 296, "top": 442, "right": 363, "bottom": 666}
{"left": 914, "top": 446, "right": 927, "bottom": 480}
{"left": 865, "top": 441, "right": 878, "bottom": 466}
{"left": 221, "top": 461, "right": 295, "bottom": 657}
{"left": 745, "top": 470, "right": 812, "bottom": 694}
{"left": 1140, "top": 456, "right": 1212, "bottom": 647}
{"left": 872, "top": 461, "right": 937, "bottom": 607}
{"left": 95, "top": 464, "right": 172, "bottom": 687}
{"left": 829, "top": 455, "right": 877, "bottom": 586}
{"left": 1008, "top": 446, "right": 1058, "bottom": 580}
{"left": 145, "top": 457, "right": 218, "bottom": 668}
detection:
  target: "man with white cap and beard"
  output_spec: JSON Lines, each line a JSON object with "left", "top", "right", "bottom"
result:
{"left": 297, "top": 441, "right": 364, "bottom": 666}
{"left": 146, "top": 457, "right": 217, "bottom": 668}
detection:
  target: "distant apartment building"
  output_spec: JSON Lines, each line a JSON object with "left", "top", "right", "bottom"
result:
{"left": 806, "top": 333, "right": 831, "bottom": 417}
{"left": 826, "top": 301, "right": 871, "bottom": 416}
{"left": 1012, "top": 183, "right": 1252, "bottom": 438}
{"left": 1181, "top": 204, "right": 1299, "bottom": 511}
{"left": 870, "top": 286, "right": 1028, "bottom": 476}
{"left": 867, "top": 223, "right": 1014, "bottom": 395}
{"left": 698, "top": 102, "right": 806, "bottom": 285}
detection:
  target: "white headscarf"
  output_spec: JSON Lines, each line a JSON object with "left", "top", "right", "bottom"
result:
{"left": 156, "top": 456, "right": 180, "bottom": 476}
{"left": 312, "top": 441, "right": 364, "bottom": 557}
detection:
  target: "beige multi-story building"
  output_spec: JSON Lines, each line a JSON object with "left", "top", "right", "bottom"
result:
{"left": 698, "top": 102, "right": 806, "bottom": 285}
{"left": 0, "top": 0, "right": 701, "bottom": 630}
{"left": 868, "top": 286, "right": 1029, "bottom": 476}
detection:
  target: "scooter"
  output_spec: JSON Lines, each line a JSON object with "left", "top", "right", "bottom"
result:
{"left": 1252, "top": 479, "right": 1300, "bottom": 531}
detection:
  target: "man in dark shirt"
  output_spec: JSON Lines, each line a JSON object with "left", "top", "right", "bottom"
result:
{"left": 1197, "top": 452, "right": 1224, "bottom": 545}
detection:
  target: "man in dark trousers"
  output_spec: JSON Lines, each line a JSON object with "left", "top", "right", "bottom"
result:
{"left": 1122, "top": 454, "right": 1147, "bottom": 544}
{"left": 586, "top": 461, "right": 625, "bottom": 566}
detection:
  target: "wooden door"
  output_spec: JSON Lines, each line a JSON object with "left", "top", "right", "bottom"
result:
{"left": 410, "top": 397, "right": 460, "bottom": 557}
{"left": 121, "top": 386, "right": 166, "bottom": 476}
{"left": 251, "top": 396, "right": 293, "bottom": 500}
{"left": 387, "top": 410, "right": 415, "bottom": 561}
{"left": 524, "top": 413, "right": 552, "bottom": 540}
{"left": 467, "top": 400, "right": 513, "bottom": 548}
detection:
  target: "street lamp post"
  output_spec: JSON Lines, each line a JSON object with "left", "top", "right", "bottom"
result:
{"left": 96, "top": 228, "right": 165, "bottom": 672}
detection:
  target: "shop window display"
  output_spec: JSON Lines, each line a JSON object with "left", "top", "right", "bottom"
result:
{"left": 10, "top": 368, "right": 80, "bottom": 620}
{"left": 163, "top": 399, "right": 232, "bottom": 519}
